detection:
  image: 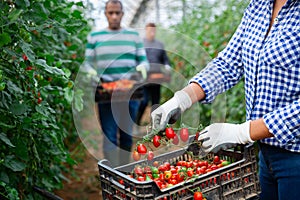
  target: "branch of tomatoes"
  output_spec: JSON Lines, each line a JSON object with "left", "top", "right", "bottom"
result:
{"left": 132, "top": 123, "right": 204, "bottom": 162}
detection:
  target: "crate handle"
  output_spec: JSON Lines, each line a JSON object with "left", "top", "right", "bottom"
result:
{"left": 110, "top": 177, "right": 126, "bottom": 189}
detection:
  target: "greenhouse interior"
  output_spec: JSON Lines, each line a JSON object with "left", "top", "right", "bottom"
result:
{"left": 5, "top": 0, "right": 298, "bottom": 199}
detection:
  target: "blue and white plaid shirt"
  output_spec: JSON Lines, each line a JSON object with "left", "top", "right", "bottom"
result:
{"left": 190, "top": 0, "right": 300, "bottom": 152}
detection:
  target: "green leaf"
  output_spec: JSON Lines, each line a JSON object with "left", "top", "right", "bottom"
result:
{"left": 35, "top": 105, "right": 49, "bottom": 117}
{"left": 8, "top": 9, "right": 23, "bottom": 22}
{"left": 72, "top": 10, "right": 82, "bottom": 19}
{"left": 14, "top": 139, "right": 29, "bottom": 161}
{"left": 7, "top": 81, "right": 23, "bottom": 94}
{"left": 16, "top": 0, "right": 30, "bottom": 7}
{"left": 20, "top": 41, "right": 35, "bottom": 61}
{"left": 0, "top": 132, "right": 15, "bottom": 147}
{"left": 74, "top": 89, "right": 84, "bottom": 112}
{"left": 9, "top": 102, "right": 28, "bottom": 115}
{"left": 0, "top": 33, "right": 11, "bottom": 47}
{"left": 0, "top": 171, "right": 9, "bottom": 184}
{"left": 62, "top": 68, "right": 71, "bottom": 78}
{"left": 64, "top": 87, "right": 73, "bottom": 103}
{"left": 36, "top": 59, "right": 65, "bottom": 76}
{"left": 0, "top": 121, "right": 16, "bottom": 129}
{"left": 3, "top": 156, "right": 26, "bottom": 172}
{"left": 75, "top": 2, "right": 84, "bottom": 7}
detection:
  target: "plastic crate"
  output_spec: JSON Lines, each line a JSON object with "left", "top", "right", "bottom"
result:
{"left": 98, "top": 141, "right": 260, "bottom": 200}
{"left": 95, "top": 84, "right": 144, "bottom": 102}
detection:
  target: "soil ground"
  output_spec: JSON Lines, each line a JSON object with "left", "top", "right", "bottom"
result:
{"left": 54, "top": 106, "right": 153, "bottom": 200}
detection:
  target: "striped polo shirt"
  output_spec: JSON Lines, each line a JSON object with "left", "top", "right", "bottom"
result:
{"left": 85, "top": 28, "right": 148, "bottom": 82}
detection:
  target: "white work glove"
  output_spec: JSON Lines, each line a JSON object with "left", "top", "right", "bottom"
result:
{"left": 198, "top": 121, "right": 254, "bottom": 156}
{"left": 151, "top": 90, "right": 192, "bottom": 131}
{"left": 164, "top": 65, "right": 171, "bottom": 71}
{"left": 136, "top": 64, "right": 148, "bottom": 80}
{"left": 81, "top": 62, "right": 99, "bottom": 86}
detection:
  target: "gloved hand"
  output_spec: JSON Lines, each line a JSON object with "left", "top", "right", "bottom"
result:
{"left": 197, "top": 121, "right": 254, "bottom": 155}
{"left": 81, "top": 62, "right": 99, "bottom": 86}
{"left": 151, "top": 90, "right": 192, "bottom": 131}
{"left": 136, "top": 64, "right": 148, "bottom": 80}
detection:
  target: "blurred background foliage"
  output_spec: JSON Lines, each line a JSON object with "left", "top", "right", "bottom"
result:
{"left": 160, "top": 0, "right": 249, "bottom": 130}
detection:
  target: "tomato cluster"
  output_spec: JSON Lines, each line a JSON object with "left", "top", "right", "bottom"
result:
{"left": 130, "top": 156, "right": 230, "bottom": 190}
{"left": 132, "top": 127, "right": 192, "bottom": 161}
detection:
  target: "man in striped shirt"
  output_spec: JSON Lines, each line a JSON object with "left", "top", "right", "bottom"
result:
{"left": 151, "top": 0, "right": 299, "bottom": 199}
{"left": 85, "top": 0, "right": 148, "bottom": 167}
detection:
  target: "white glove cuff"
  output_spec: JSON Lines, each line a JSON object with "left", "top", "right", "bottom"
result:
{"left": 239, "top": 121, "right": 254, "bottom": 144}
{"left": 174, "top": 90, "right": 192, "bottom": 112}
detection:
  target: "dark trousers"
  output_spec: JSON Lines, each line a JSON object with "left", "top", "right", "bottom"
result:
{"left": 258, "top": 142, "right": 300, "bottom": 200}
{"left": 136, "top": 84, "right": 160, "bottom": 125}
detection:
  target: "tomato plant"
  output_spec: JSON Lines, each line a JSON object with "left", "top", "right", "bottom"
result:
{"left": 0, "top": 0, "right": 90, "bottom": 199}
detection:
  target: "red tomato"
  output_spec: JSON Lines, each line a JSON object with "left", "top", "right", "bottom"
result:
{"left": 132, "top": 150, "right": 140, "bottom": 161}
{"left": 37, "top": 97, "right": 42, "bottom": 104}
{"left": 168, "top": 178, "right": 178, "bottom": 185}
{"left": 118, "top": 179, "right": 124, "bottom": 185}
{"left": 144, "top": 166, "right": 152, "bottom": 174}
{"left": 22, "top": 54, "right": 28, "bottom": 61}
{"left": 211, "top": 164, "right": 218, "bottom": 170}
{"left": 134, "top": 166, "right": 144, "bottom": 176}
{"left": 196, "top": 167, "right": 202, "bottom": 175}
{"left": 26, "top": 66, "right": 33, "bottom": 71}
{"left": 213, "top": 155, "right": 220, "bottom": 164}
{"left": 180, "top": 128, "right": 189, "bottom": 142}
{"left": 177, "top": 171, "right": 185, "bottom": 182}
{"left": 147, "top": 151, "right": 154, "bottom": 161}
{"left": 179, "top": 161, "right": 187, "bottom": 167}
{"left": 193, "top": 191, "right": 203, "bottom": 200}
{"left": 137, "top": 144, "right": 147, "bottom": 155}
{"left": 152, "top": 135, "right": 161, "bottom": 147}
{"left": 187, "top": 168, "right": 194, "bottom": 177}
{"left": 170, "top": 168, "right": 177, "bottom": 174}
{"left": 186, "top": 161, "right": 193, "bottom": 168}
{"left": 172, "top": 134, "right": 179, "bottom": 145}
{"left": 165, "top": 127, "right": 176, "bottom": 139}
{"left": 154, "top": 180, "right": 163, "bottom": 189}
{"left": 159, "top": 173, "right": 164, "bottom": 181}
{"left": 163, "top": 162, "right": 171, "bottom": 170}
{"left": 137, "top": 176, "right": 145, "bottom": 182}
{"left": 158, "top": 164, "right": 167, "bottom": 172}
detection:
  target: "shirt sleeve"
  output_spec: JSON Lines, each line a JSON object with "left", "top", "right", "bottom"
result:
{"left": 82, "top": 33, "right": 98, "bottom": 76}
{"left": 84, "top": 33, "right": 96, "bottom": 69}
{"left": 189, "top": 5, "right": 250, "bottom": 103}
{"left": 161, "top": 44, "right": 170, "bottom": 66}
{"left": 263, "top": 100, "right": 300, "bottom": 145}
{"left": 136, "top": 35, "right": 149, "bottom": 70}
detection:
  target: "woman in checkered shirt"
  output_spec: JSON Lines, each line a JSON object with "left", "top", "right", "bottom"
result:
{"left": 151, "top": 0, "right": 299, "bottom": 199}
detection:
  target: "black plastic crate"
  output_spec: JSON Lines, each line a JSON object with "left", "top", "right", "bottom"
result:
{"left": 98, "top": 141, "right": 260, "bottom": 200}
{"left": 95, "top": 84, "right": 144, "bottom": 102}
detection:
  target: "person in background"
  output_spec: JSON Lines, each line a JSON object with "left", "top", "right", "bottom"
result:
{"left": 136, "top": 22, "right": 171, "bottom": 125}
{"left": 151, "top": 0, "right": 300, "bottom": 199}
{"left": 84, "top": 0, "right": 148, "bottom": 167}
